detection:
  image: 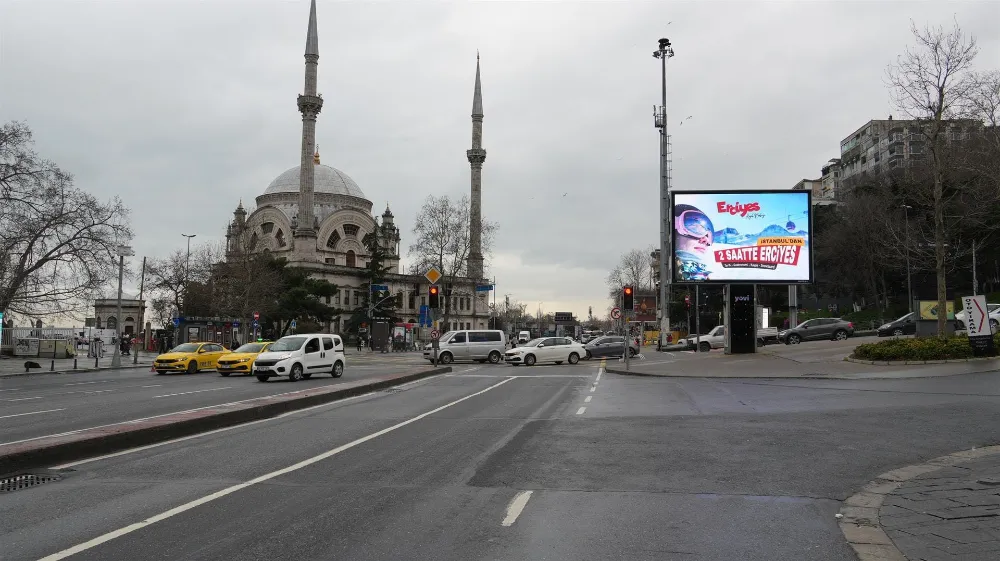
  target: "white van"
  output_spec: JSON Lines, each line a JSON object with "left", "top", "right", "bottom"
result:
{"left": 517, "top": 331, "right": 531, "bottom": 344}
{"left": 423, "top": 329, "right": 507, "bottom": 364}
{"left": 253, "top": 333, "right": 345, "bottom": 382}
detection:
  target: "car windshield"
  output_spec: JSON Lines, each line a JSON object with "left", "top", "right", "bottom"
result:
{"left": 439, "top": 331, "right": 456, "bottom": 342}
{"left": 170, "top": 343, "right": 200, "bottom": 353}
{"left": 268, "top": 336, "right": 306, "bottom": 352}
{"left": 896, "top": 313, "right": 913, "bottom": 322}
{"left": 525, "top": 338, "right": 546, "bottom": 347}
{"left": 989, "top": 304, "right": 1000, "bottom": 313}
{"left": 234, "top": 343, "right": 268, "bottom": 353}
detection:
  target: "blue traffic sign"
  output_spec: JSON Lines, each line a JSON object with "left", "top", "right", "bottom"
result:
{"left": 475, "top": 284, "right": 494, "bottom": 292}
{"left": 233, "top": 321, "right": 241, "bottom": 328}
{"left": 290, "top": 320, "right": 297, "bottom": 329}
{"left": 252, "top": 320, "right": 259, "bottom": 328}
{"left": 370, "top": 284, "right": 388, "bottom": 292}
{"left": 172, "top": 317, "right": 181, "bottom": 327}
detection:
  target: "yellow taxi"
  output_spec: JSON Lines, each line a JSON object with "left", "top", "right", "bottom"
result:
{"left": 153, "top": 342, "right": 230, "bottom": 375}
{"left": 216, "top": 341, "right": 273, "bottom": 377}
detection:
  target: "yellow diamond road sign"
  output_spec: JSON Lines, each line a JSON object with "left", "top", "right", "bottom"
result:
{"left": 424, "top": 267, "right": 443, "bottom": 285}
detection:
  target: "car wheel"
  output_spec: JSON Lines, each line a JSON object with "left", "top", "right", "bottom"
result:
{"left": 833, "top": 330, "right": 848, "bottom": 341}
{"left": 788, "top": 334, "right": 801, "bottom": 344}
{"left": 892, "top": 328, "right": 904, "bottom": 337}
{"left": 187, "top": 361, "right": 198, "bottom": 374}
{"left": 219, "top": 371, "right": 230, "bottom": 377}
{"left": 524, "top": 354, "right": 536, "bottom": 366}
{"left": 488, "top": 351, "right": 502, "bottom": 364}
{"left": 991, "top": 319, "right": 999, "bottom": 331}
{"left": 256, "top": 375, "right": 269, "bottom": 382}
{"left": 628, "top": 347, "right": 638, "bottom": 357}
{"left": 439, "top": 352, "right": 453, "bottom": 365}
{"left": 568, "top": 352, "right": 580, "bottom": 365}
{"left": 289, "top": 363, "right": 303, "bottom": 382}
{"left": 699, "top": 342, "right": 711, "bottom": 352}
{"left": 584, "top": 350, "right": 592, "bottom": 360}
{"left": 332, "top": 361, "right": 344, "bottom": 378}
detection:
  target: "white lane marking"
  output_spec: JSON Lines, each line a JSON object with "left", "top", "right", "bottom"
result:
{"left": 589, "top": 386, "right": 596, "bottom": 392}
{"left": 0, "top": 408, "right": 65, "bottom": 420}
{"left": 64, "top": 381, "right": 100, "bottom": 386}
{"left": 501, "top": 490, "right": 533, "bottom": 527}
{"left": 0, "top": 388, "right": 21, "bottom": 392}
{"left": 576, "top": 407, "right": 586, "bottom": 415}
{"left": 141, "top": 385, "right": 162, "bottom": 388}
{"left": 82, "top": 390, "right": 115, "bottom": 395}
{"left": 151, "top": 387, "right": 232, "bottom": 399}
{"left": 39, "top": 377, "right": 517, "bottom": 560}
{"left": 584, "top": 396, "right": 592, "bottom": 403}
{"left": 6, "top": 396, "right": 43, "bottom": 401}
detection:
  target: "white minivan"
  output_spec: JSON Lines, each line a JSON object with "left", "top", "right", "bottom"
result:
{"left": 423, "top": 329, "right": 507, "bottom": 364}
{"left": 253, "top": 333, "right": 345, "bottom": 382}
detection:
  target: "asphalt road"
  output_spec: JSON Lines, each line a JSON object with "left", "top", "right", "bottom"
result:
{"left": 3, "top": 362, "right": 1000, "bottom": 560}
{"left": 0, "top": 353, "right": 437, "bottom": 447}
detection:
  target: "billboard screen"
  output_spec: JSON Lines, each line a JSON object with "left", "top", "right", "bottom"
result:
{"left": 672, "top": 190, "right": 812, "bottom": 284}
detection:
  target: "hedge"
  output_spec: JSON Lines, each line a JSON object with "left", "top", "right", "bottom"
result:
{"left": 853, "top": 334, "right": 1000, "bottom": 361}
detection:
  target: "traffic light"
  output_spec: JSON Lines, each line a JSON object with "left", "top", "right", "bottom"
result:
{"left": 428, "top": 285, "right": 440, "bottom": 308}
{"left": 623, "top": 286, "right": 634, "bottom": 310}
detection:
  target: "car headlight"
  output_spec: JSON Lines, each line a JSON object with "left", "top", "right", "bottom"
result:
{"left": 778, "top": 331, "right": 787, "bottom": 337}
{"left": 238, "top": 357, "right": 250, "bottom": 363}
{"left": 274, "top": 354, "right": 293, "bottom": 361}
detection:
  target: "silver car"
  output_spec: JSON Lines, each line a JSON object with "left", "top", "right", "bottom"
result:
{"left": 424, "top": 329, "right": 507, "bottom": 364}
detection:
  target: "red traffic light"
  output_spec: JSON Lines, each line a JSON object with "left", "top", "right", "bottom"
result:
{"left": 624, "top": 287, "right": 633, "bottom": 295}
{"left": 430, "top": 286, "right": 438, "bottom": 294}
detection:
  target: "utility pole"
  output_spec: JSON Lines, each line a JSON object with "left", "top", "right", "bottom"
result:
{"left": 902, "top": 205, "right": 913, "bottom": 312}
{"left": 973, "top": 239, "right": 978, "bottom": 296}
{"left": 110, "top": 246, "right": 134, "bottom": 368}
{"left": 182, "top": 233, "right": 196, "bottom": 312}
{"left": 653, "top": 38, "right": 674, "bottom": 350}
{"left": 134, "top": 256, "right": 146, "bottom": 364}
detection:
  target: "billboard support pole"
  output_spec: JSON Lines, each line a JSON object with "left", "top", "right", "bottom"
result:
{"left": 789, "top": 285, "right": 798, "bottom": 328}
{"left": 653, "top": 39, "right": 674, "bottom": 352}
{"left": 694, "top": 285, "right": 701, "bottom": 352}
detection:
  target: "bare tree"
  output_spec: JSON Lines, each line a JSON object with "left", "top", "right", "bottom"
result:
{"left": 886, "top": 20, "right": 988, "bottom": 335}
{"left": 213, "top": 230, "right": 284, "bottom": 322}
{"left": 407, "top": 194, "right": 497, "bottom": 329}
{"left": 606, "top": 246, "right": 656, "bottom": 296}
{"left": 0, "top": 121, "right": 132, "bottom": 319}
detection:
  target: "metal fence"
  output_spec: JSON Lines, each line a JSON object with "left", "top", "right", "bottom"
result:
{"left": 1, "top": 327, "right": 81, "bottom": 352}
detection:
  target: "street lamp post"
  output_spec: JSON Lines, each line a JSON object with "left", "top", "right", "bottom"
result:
{"left": 181, "top": 233, "right": 196, "bottom": 318}
{"left": 902, "top": 205, "right": 912, "bottom": 312}
{"left": 653, "top": 38, "right": 674, "bottom": 350}
{"left": 110, "top": 245, "right": 134, "bottom": 368}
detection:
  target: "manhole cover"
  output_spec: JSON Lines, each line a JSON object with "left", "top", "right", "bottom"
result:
{"left": 0, "top": 473, "right": 62, "bottom": 492}
{"left": 978, "top": 477, "right": 1000, "bottom": 486}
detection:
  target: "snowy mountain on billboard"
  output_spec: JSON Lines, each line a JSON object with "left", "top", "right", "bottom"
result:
{"left": 713, "top": 224, "right": 809, "bottom": 246}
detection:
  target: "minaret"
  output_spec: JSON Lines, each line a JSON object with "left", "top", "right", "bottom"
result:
{"left": 466, "top": 53, "right": 486, "bottom": 279}
{"left": 294, "top": 0, "right": 323, "bottom": 256}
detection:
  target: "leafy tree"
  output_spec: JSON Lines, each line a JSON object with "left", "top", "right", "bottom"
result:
{"left": 268, "top": 262, "right": 339, "bottom": 337}
{"left": 344, "top": 219, "right": 398, "bottom": 334}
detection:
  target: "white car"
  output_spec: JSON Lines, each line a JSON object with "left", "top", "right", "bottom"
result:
{"left": 253, "top": 333, "right": 345, "bottom": 382}
{"left": 504, "top": 336, "right": 586, "bottom": 366}
{"left": 955, "top": 304, "right": 1000, "bottom": 331}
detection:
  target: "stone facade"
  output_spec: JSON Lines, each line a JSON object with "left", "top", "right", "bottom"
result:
{"left": 94, "top": 296, "right": 145, "bottom": 336}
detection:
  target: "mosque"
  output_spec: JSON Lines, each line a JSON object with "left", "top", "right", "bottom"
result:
{"left": 223, "top": 0, "right": 491, "bottom": 335}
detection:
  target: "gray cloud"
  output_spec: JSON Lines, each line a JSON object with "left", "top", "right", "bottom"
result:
{"left": 2, "top": 0, "right": 998, "bottom": 319}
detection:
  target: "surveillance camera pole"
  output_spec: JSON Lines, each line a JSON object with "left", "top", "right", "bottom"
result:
{"left": 653, "top": 38, "right": 674, "bottom": 351}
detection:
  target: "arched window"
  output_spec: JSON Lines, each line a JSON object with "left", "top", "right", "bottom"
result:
{"left": 275, "top": 229, "right": 286, "bottom": 248}
{"left": 346, "top": 250, "right": 356, "bottom": 268}
{"left": 106, "top": 317, "right": 117, "bottom": 330}
{"left": 326, "top": 230, "right": 341, "bottom": 249}
{"left": 343, "top": 224, "right": 360, "bottom": 238}
{"left": 250, "top": 233, "right": 259, "bottom": 249}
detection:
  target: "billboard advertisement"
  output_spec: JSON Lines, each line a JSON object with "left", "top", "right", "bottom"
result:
{"left": 635, "top": 296, "right": 657, "bottom": 322}
{"left": 672, "top": 190, "right": 812, "bottom": 284}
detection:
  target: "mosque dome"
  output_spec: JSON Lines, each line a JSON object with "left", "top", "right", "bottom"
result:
{"left": 263, "top": 164, "right": 366, "bottom": 199}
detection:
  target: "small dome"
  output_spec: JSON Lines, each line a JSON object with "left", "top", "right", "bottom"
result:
{"left": 264, "top": 164, "right": 366, "bottom": 199}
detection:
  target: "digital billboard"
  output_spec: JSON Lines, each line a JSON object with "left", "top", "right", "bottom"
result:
{"left": 671, "top": 190, "right": 812, "bottom": 284}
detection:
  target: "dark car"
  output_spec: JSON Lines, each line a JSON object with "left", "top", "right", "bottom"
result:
{"left": 876, "top": 312, "right": 916, "bottom": 337}
{"left": 778, "top": 318, "right": 855, "bottom": 344}
{"left": 584, "top": 336, "right": 639, "bottom": 359}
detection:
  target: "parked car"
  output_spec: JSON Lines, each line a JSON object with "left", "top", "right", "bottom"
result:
{"left": 153, "top": 342, "right": 231, "bottom": 375}
{"left": 253, "top": 333, "right": 345, "bottom": 382}
{"left": 504, "top": 337, "right": 586, "bottom": 366}
{"left": 217, "top": 341, "right": 274, "bottom": 377}
{"left": 583, "top": 336, "right": 639, "bottom": 359}
{"left": 778, "top": 318, "right": 855, "bottom": 344}
{"left": 422, "top": 329, "right": 507, "bottom": 364}
{"left": 876, "top": 312, "right": 916, "bottom": 337}
{"left": 955, "top": 304, "right": 1000, "bottom": 332}
{"left": 681, "top": 325, "right": 726, "bottom": 352}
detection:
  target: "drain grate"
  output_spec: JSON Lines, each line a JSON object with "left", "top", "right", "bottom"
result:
{"left": 0, "top": 473, "right": 62, "bottom": 492}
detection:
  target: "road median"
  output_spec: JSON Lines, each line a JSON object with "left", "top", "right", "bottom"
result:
{"left": 0, "top": 366, "right": 451, "bottom": 476}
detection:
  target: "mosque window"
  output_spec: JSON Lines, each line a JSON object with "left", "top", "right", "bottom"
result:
{"left": 275, "top": 229, "right": 286, "bottom": 248}
{"left": 346, "top": 250, "right": 356, "bottom": 267}
{"left": 326, "top": 230, "right": 341, "bottom": 248}
{"left": 250, "top": 233, "right": 259, "bottom": 249}
{"left": 261, "top": 222, "right": 274, "bottom": 234}
{"left": 343, "top": 224, "right": 360, "bottom": 237}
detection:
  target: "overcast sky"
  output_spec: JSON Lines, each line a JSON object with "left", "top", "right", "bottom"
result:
{"left": 3, "top": 0, "right": 999, "bottom": 323}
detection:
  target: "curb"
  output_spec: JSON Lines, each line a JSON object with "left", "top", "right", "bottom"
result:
{"left": 0, "top": 363, "right": 154, "bottom": 378}
{"left": 0, "top": 366, "right": 451, "bottom": 476}
{"left": 839, "top": 445, "right": 1000, "bottom": 561}
{"left": 604, "top": 367, "right": 829, "bottom": 379}
{"left": 845, "top": 356, "right": 1000, "bottom": 366}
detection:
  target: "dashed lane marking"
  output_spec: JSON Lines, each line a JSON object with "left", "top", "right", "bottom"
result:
{"left": 501, "top": 490, "right": 534, "bottom": 527}
{"left": 151, "top": 387, "right": 232, "bottom": 399}
{"left": 584, "top": 396, "right": 592, "bottom": 403}
{"left": 0, "top": 408, "right": 66, "bottom": 420}
{"left": 576, "top": 407, "right": 586, "bottom": 415}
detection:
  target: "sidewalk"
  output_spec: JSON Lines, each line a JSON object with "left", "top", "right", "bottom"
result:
{"left": 879, "top": 454, "right": 1000, "bottom": 560}
{"left": 0, "top": 351, "right": 156, "bottom": 377}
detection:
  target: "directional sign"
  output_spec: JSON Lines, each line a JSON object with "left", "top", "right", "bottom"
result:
{"left": 290, "top": 320, "right": 297, "bottom": 329}
{"left": 430, "top": 329, "right": 440, "bottom": 340}
{"left": 252, "top": 320, "right": 259, "bottom": 328}
{"left": 370, "top": 284, "right": 388, "bottom": 292}
{"left": 253, "top": 311, "right": 260, "bottom": 320}
{"left": 233, "top": 321, "right": 241, "bottom": 328}
{"left": 475, "top": 284, "right": 494, "bottom": 292}
{"left": 610, "top": 307, "right": 622, "bottom": 320}
{"left": 172, "top": 317, "right": 181, "bottom": 327}
{"left": 424, "top": 267, "right": 443, "bottom": 285}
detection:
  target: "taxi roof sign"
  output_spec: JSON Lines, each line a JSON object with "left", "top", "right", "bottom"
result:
{"left": 424, "top": 267, "right": 443, "bottom": 285}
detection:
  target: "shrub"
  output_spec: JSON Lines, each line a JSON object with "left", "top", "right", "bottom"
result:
{"left": 852, "top": 334, "right": 1000, "bottom": 361}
